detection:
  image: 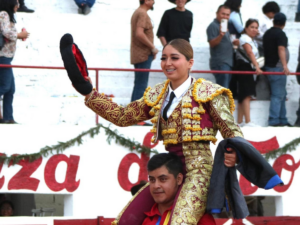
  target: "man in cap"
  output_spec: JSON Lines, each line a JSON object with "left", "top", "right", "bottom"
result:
{"left": 131, "top": 0, "right": 158, "bottom": 101}
{"left": 263, "top": 12, "right": 291, "bottom": 127}
{"left": 157, "top": 0, "right": 193, "bottom": 46}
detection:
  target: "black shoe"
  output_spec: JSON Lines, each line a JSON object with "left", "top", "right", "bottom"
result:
{"left": 17, "top": 5, "right": 34, "bottom": 13}
{"left": 268, "top": 124, "right": 282, "bottom": 127}
{"left": 82, "top": 4, "right": 91, "bottom": 15}
{"left": 0, "top": 120, "right": 18, "bottom": 124}
{"left": 269, "top": 123, "right": 292, "bottom": 127}
{"left": 294, "top": 118, "right": 300, "bottom": 127}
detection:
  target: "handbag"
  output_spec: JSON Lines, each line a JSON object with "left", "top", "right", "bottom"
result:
{"left": 254, "top": 57, "right": 265, "bottom": 70}
{"left": 0, "top": 34, "right": 4, "bottom": 50}
{"left": 237, "top": 48, "right": 264, "bottom": 69}
{"left": 0, "top": 22, "right": 4, "bottom": 50}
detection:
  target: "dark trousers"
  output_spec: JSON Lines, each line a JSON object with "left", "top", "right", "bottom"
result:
{"left": 0, "top": 57, "right": 15, "bottom": 121}
{"left": 131, "top": 55, "right": 153, "bottom": 102}
{"left": 19, "top": 0, "right": 25, "bottom": 7}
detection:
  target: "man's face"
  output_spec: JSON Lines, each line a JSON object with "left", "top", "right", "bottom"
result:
{"left": 175, "top": 0, "right": 187, "bottom": 8}
{"left": 145, "top": 0, "right": 155, "bottom": 10}
{"left": 148, "top": 165, "right": 183, "bottom": 206}
{"left": 216, "top": 7, "right": 230, "bottom": 22}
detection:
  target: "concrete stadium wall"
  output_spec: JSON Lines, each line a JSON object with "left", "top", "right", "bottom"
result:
{"left": 6, "top": 0, "right": 300, "bottom": 126}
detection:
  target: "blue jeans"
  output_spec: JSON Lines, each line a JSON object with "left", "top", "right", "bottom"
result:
{"left": 0, "top": 57, "right": 15, "bottom": 121}
{"left": 211, "top": 63, "right": 232, "bottom": 88}
{"left": 131, "top": 55, "right": 153, "bottom": 102}
{"left": 265, "top": 66, "right": 288, "bottom": 125}
{"left": 74, "top": 0, "right": 95, "bottom": 8}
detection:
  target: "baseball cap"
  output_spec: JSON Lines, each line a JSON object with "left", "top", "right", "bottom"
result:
{"left": 274, "top": 12, "right": 287, "bottom": 23}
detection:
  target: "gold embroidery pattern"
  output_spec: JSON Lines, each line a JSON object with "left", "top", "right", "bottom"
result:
{"left": 161, "top": 103, "right": 182, "bottom": 145}
{"left": 144, "top": 80, "right": 170, "bottom": 107}
{"left": 197, "top": 103, "right": 205, "bottom": 114}
{"left": 209, "top": 94, "right": 244, "bottom": 139}
{"left": 85, "top": 91, "right": 151, "bottom": 127}
{"left": 192, "top": 78, "right": 235, "bottom": 114}
{"left": 171, "top": 142, "right": 213, "bottom": 225}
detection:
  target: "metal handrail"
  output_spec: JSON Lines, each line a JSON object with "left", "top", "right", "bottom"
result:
{"left": 0, "top": 64, "right": 300, "bottom": 75}
{"left": 1, "top": 64, "right": 299, "bottom": 124}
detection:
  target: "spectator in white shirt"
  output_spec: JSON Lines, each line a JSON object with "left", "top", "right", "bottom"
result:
{"left": 256, "top": 1, "right": 280, "bottom": 47}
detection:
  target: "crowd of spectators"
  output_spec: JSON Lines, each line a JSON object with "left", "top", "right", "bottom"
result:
{"left": 132, "top": 0, "right": 299, "bottom": 127}
{"left": 0, "top": 0, "right": 299, "bottom": 127}
{"left": 205, "top": 0, "right": 299, "bottom": 127}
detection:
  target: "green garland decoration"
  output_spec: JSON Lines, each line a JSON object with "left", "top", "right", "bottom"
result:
{"left": 1, "top": 122, "right": 299, "bottom": 165}
{"left": 0, "top": 124, "right": 158, "bottom": 165}
{"left": 264, "top": 136, "right": 300, "bottom": 160}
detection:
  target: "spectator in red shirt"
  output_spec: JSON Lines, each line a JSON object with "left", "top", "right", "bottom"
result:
{"left": 142, "top": 153, "right": 216, "bottom": 225}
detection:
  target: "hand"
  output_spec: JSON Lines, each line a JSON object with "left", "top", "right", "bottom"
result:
{"left": 232, "top": 39, "right": 239, "bottom": 46}
{"left": 256, "top": 68, "right": 263, "bottom": 75}
{"left": 152, "top": 48, "right": 158, "bottom": 60}
{"left": 18, "top": 30, "right": 30, "bottom": 39}
{"left": 283, "top": 66, "right": 290, "bottom": 75}
{"left": 219, "top": 26, "right": 225, "bottom": 37}
{"left": 224, "top": 148, "right": 238, "bottom": 167}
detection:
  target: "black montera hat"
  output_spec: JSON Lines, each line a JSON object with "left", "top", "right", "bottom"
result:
{"left": 168, "top": 0, "right": 191, "bottom": 4}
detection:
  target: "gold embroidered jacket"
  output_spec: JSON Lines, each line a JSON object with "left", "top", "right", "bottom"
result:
{"left": 85, "top": 78, "right": 243, "bottom": 145}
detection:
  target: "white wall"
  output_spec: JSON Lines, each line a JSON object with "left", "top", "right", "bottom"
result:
{"left": 6, "top": 0, "right": 300, "bottom": 126}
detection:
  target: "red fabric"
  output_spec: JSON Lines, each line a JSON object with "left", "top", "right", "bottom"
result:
{"left": 142, "top": 203, "right": 173, "bottom": 225}
{"left": 194, "top": 99, "right": 213, "bottom": 129}
{"left": 142, "top": 203, "right": 216, "bottom": 225}
{"left": 72, "top": 44, "right": 88, "bottom": 80}
{"left": 198, "top": 213, "right": 216, "bottom": 225}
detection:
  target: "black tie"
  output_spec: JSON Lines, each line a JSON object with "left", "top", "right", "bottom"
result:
{"left": 163, "top": 92, "right": 175, "bottom": 121}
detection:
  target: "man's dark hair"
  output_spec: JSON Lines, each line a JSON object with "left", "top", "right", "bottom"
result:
{"left": 147, "top": 153, "right": 183, "bottom": 177}
{"left": 224, "top": 0, "right": 242, "bottom": 13}
{"left": 0, "top": 0, "right": 18, "bottom": 23}
{"left": 0, "top": 200, "right": 14, "bottom": 211}
{"left": 140, "top": 0, "right": 145, "bottom": 5}
{"left": 217, "top": 4, "right": 231, "bottom": 13}
{"left": 262, "top": 1, "right": 280, "bottom": 14}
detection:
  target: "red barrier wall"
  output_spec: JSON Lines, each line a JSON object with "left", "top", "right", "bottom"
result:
{"left": 54, "top": 216, "right": 300, "bottom": 225}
